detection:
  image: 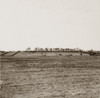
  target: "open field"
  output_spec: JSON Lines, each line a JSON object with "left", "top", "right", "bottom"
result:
{"left": 0, "top": 56, "right": 100, "bottom": 98}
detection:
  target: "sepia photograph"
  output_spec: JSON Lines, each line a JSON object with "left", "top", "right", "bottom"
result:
{"left": 0, "top": 0, "right": 100, "bottom": 98}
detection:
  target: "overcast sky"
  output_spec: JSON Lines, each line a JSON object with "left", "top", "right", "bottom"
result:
{"left": 0, "top": 0, "right": 100, "bottom": 51}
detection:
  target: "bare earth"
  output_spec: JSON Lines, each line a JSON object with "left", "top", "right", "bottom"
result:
{"left": 0, "top": 56, "right": 100, "bottom": 98}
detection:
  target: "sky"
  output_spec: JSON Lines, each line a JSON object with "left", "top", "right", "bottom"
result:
{"left": 0, "top": 0, "right": 100, "bottom": 51}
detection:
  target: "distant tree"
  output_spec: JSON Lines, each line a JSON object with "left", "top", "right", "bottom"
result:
{"left": 34, "top": 48, "right": 38, "bottom": 51}
{"left": 50, "top": 48, "right": 52, "bottom": 51}
{"left": 90, "top": 49, "right": 94, "bottom": 52}
{"left": 26, "top": 47, "right": 31, "bottom": 51}
{"left": 55, "top": 48, "right": 59, "bottom": 51}
{"left": 45, "top": 48, "right": 48, "bottom": 51}
{"left": 39, "top": 48, "right": 44, "bottom": 51}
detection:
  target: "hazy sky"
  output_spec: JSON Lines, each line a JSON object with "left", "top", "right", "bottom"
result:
{"left": 0, "top": 0, "right": 100, "bottom": 51}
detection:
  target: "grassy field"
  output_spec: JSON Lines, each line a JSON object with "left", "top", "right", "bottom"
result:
{"left": 0, "top": 56, "right": 100, "bottom": 98}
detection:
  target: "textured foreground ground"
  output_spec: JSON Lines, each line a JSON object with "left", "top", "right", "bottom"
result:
{"left": 0, "top": 56, "right": 100, "bottom": 98}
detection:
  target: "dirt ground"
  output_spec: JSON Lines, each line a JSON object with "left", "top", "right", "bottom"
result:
{"left": 0, "top": 56, "right": 100, "bottom": 98}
